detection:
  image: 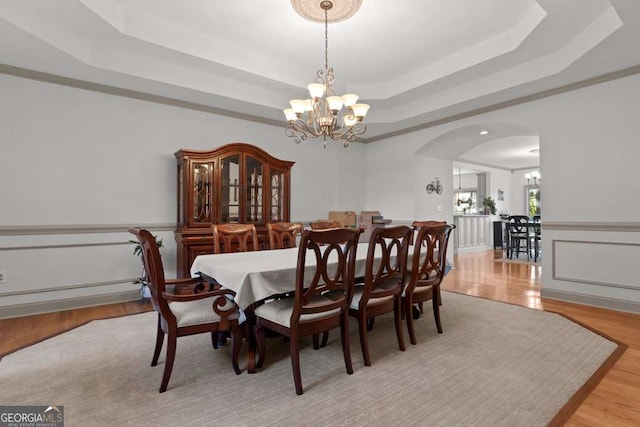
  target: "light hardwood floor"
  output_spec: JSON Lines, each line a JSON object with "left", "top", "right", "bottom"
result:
{"left": 1, "top": 250, "right": 638, "bottom": 425}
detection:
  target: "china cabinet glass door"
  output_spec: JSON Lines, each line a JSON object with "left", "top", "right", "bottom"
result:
{"left": 245, "top": 156, "right": 264, "bottom": 223}
{"left": 191, "top": 162, "right": 214, "bottom": 224}
{"left": 220, "top": 155, "right": 241, "bottom": 223}
{"left": 270, "top": 168, "right": 286, "bottom": 221}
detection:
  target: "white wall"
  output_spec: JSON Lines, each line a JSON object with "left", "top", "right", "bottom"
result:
{"left": 3, "top": 70, "right": 640, "bottom": 315}
{"left": 489, "top": 170, "right": 512, "bottom": 215}
{"left": 365, "top": 73, "right": 640, "bottom": 313}
{"left": 364, "top": 137, "right": 452, "bottom": 223}
{"left": 0, "top": 74, "right": 366, "bottom": 314}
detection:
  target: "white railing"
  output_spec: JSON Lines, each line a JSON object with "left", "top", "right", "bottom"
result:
{"left": 453, "top": 215, "right": 492, "bottom": 253}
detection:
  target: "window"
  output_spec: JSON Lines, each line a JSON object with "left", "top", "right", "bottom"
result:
{"left": 528, "top": 187, "right": 540, "bottom": 216}
{"left": 454, "top": 189, "right": 477, "bottom": 214}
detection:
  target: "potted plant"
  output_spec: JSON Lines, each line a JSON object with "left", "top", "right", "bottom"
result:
{"left": 483, "top": 196, "right": 497, "bottom": 215}
{"left": 129, "top": 235, "right": 164, "bottom": 301}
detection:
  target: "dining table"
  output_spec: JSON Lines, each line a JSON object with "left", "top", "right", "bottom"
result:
{"left": 190, "top": 241, "right": 404, "bottom": 372}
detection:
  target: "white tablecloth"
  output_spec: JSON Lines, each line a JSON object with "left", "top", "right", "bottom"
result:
{"left": 190, "top": 243, "right": 376, "bottom": 310}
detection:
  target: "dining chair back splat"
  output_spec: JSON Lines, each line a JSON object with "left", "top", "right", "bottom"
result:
{"left": 267, "top": 222, "right": 304, "bottom": 249}
{"left": 309, "top": 220, "right": 342, "bottom": 230}
{"left": 254, "top": 227, "right": 362, "bottom": 395}
{"left": 402, "top": 223, "right": 455, "bottom": 345}
{"left": 213, "top": 223, "right": 259, "bottom": 253}
{"left": 128, "top": 228, "right": 242, "bottom": 393}
{"left": 350, "top": 225, "right": 411, "bottom": 366}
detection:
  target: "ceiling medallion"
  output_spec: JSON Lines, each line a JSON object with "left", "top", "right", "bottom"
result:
{"left": 291, "top": 0, "right": 362, "bottom": 23}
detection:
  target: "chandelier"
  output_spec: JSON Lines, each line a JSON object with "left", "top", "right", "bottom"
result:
{"left": 284, "top": 0, "right": 369, "bottom": 148}
{"left": 525, "top": 171, "right": 541, "bottom": 186}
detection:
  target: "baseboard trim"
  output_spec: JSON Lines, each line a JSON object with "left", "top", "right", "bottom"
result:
{"left": 541, "top": 288, "right": 640, "bottom": 314}
{"left": 0, "top": 290, "right": 141, "bottom": 319}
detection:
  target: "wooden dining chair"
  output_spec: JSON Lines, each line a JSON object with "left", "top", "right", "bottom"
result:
{"left": 128, "top": 228, "right": 242, "bottom": 393}
{"left": 410, "top": 220, "right": 446, "bottom": 245}
{"left": 309, "top": 220, "right": 342, "bottom": 230}
{"left": 267, "top": 222, "right": 304, "bottom": 249}
{"left": 254, "top": 227, "right": 362, "bottom": 395}
{"left": 402, "top": 223, "right": 455, "bottom": 345}
{"left": 506, "top": 215, "right": 530, "bottom": 260}
{"left": 410, "top": 220, "right": 447, "bottom": 311}
{"left": 213, "top": 223, "right": 259, "bottom": 253}
{"left": 349, "top": 225, "right": 411, "bottom": 366}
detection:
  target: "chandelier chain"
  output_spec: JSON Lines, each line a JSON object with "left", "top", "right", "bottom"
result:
{"left": 324, "top": 8, "right": 329, "bottom": 74}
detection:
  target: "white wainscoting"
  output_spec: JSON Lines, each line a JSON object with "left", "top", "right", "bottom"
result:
{"left": 453, "top": 215, "right": 492, "bottom": 253}
{"left": 541, "top": 222, "right": 640, "bottom": 314}
{"left": 0, "top": 224, "right": 175, "bottom": 318}
{"left": 553, "top": 240, "right": 640, "bottom": 291}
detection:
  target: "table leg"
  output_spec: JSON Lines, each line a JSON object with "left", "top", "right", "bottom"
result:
{"left": 244, "top": 305, "right": 257, "bottom": 374}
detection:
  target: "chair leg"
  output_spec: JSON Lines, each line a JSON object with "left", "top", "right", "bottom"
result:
{"left": 404, "top": 298, "right": 417, "bottom": 345}
{"left": 211, "top": 331, "right": 224, "bottom": 349}
{"left": 159, "top": 333, "right": 177, "bottom": 393}
{"left": 151, "top": 313, "right": 164, "bottom": 367}
{"left": 393, "top": 298, "right": 406, "bottom": 352}
{"left": 340, "top": 313, "right": 354, "bottom": 375}
{"left": 433, "top": 291, "right": 443, "bottom": 334}
{"left": 320, "top": 331, "right": 329, "bottom": 347}
{"left": 358, "top": 315, "right": 372, "bottom": 367}
{"left": 312, "top": 331, "right": 329, "bottom": 349}
{"left": 230, "top": 325, "right": 242, "bottom": 375}
{"left": 290, "top": 337, "right": 303, "bottom": 395}
{"left": 367, "top": 317, "right": 375, "bottom": 331}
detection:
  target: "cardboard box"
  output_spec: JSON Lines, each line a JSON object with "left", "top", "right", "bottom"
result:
{"left": 358, "top": 211, "right": 392, "bottom": 242}
{"left": 328, "top": 211, "right": 357, "bottom": 227}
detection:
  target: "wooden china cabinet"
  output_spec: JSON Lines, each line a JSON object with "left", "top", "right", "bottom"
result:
{"left": 174, "top": 143, "right": 294, "bottom": 277}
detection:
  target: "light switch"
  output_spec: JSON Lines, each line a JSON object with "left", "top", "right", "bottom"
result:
{"left": 436, "top": 205, "right": 443, "bottom": 212}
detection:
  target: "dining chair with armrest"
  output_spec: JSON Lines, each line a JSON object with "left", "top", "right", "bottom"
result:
{"left": 254, "top": 227, "right": 362, "bottom": 395}
{"left": 267, "top": 222, "right": 304, "bottom": 249}
{"left": 213, "top": 223, "right": 259, "bottom": 253}
{"left": 349, "top": 225, "right": 411, "bottom": 366}
{"left": 402, "top": 223, "right": 455, "bottom": 345}
{"left": 128, "top": 228, "right": 242, "bottom": 393}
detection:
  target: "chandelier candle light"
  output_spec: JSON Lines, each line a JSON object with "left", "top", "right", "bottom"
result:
{"left": 284, "top": 0, "right": 369, "bottom": 148}
{"left": 525, "top": 171, "right": 541, "bottom": 186}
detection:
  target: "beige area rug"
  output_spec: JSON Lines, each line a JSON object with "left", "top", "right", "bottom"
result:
{"left": 0, "top": 292, "right": 622, "bottom": 427}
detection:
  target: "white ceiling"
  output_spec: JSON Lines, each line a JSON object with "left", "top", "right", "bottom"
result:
{"left": 1, "top": 0, "right": 639, "bottom": 169}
